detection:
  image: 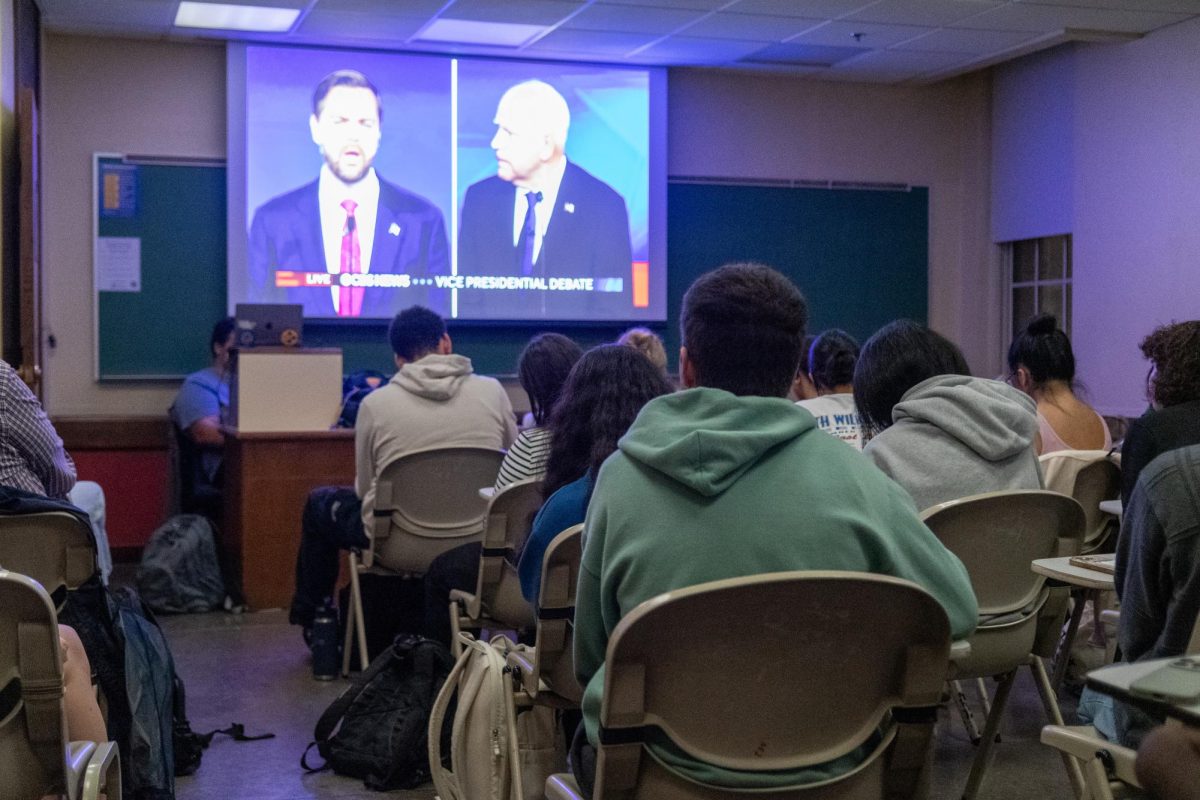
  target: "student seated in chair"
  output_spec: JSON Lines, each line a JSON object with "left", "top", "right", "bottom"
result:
{"left": 571, "top": 263, "right": 979, "bottom": 795}
{"left": 169, "top": 316, "right": 236, "bottom": 513}
{"left": 289, "top": 305, "right": 516, "bottom": 639}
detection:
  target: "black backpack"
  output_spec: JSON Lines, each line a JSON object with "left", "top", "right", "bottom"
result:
{"left": 136, "top": 514, "right": 226, "bottom": 614}
{"left": 302, "top": 634, "right": 453, "bottom": 790}
{"left": 337, "top": 370, "right": 389, "bottom": 429}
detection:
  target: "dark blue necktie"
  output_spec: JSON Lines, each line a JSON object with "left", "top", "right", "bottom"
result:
{"left": 518, "top": 190, "right": 542, "bottom": 276}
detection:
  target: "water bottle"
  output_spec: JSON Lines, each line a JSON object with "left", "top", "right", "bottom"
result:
{"left": 311, "top": 603, "right": 339, "bottom": 681}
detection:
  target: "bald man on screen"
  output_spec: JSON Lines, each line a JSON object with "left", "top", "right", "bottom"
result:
{"left": 456, "top": 80, "right": 633, "bottom": 319}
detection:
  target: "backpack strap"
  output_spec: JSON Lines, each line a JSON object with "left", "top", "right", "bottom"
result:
{"left": 303, "top": 641, "right": 405, "bottom": 772}
{"left": 428, "top": 636, "right": 477, "bottom": 800}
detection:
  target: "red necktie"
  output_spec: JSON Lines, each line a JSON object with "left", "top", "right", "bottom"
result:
{"left": 339, "top": 199, "right": 362, "bottom": 317}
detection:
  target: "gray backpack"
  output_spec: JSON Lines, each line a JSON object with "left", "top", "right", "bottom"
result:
{"left": 137, "top": 514, "right": 226, "bottom": 613}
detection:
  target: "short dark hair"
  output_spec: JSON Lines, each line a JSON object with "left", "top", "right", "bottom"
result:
{"left": 312, "top": 70, "right": 382, "bottom": 120}
{"left": 680, "top": 263, "right": 807, "bottom": 397}
{"left": 518, "top": 333, "right": 583, "bottom": 426}
{"left": 542, "top": 345, "right": 673, "bottom": 498}
{"left": 210, "top": 316, "right": 236, "bottom": 359}
{"left": 1007, "top": 314, "right": 1075, "bottom": 386}
{"left": 388, "top": 306, "right": 445, "bottom": 362}
{"left": 808, "top": 329, "right": 860, "bottom": 391}
{"left": 1141, "top": 321, "right": 1200, "bottom": 408}
{"left": 853, "top": 320, "right": 971, "bottom": 437}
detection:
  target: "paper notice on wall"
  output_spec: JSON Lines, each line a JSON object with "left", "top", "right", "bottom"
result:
{"left": 95, "top": 236, "right": 142, "bottom": 292}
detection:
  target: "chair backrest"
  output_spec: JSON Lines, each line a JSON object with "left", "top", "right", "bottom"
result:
{"left": 532, "top": 524, "right": 583, "bottom": 704}
{"left": 368, "top": 446, "right": 505, "bottom": 572}
{"left": 598, "top": 572, "right": 950, "bottom": 783}
{"left": 473, "top": 478, "right": 543, "bottom": 626}
{"left": 1039, "top": 449, "right": 1121, "bottom": 549}
{"left": 0, "top": 512, "right": 96, "bottom": 611}
{"left": 0, "top": 569, "right": 68, "bottom": 799}
{"left": 921, "top": 490, "right": 1085, "bottom": 616}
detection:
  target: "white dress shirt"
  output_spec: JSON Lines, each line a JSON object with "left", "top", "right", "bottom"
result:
{"left": 319, "top": 165, "right": 379, "bottom": 313}
{"left": 510, "top": 157, "right": 568, "bottom": 265}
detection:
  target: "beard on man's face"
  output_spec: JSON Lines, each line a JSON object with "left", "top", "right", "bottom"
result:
{"left": 324, "top": 145, "right": 372, "bottom": 184}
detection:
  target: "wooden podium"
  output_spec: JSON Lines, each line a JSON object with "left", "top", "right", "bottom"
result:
{"left": 223, "top": 428, "right": 354, "bottom": 609}
{"left": 222, "top": 347, "right": 350, "bottom": 609}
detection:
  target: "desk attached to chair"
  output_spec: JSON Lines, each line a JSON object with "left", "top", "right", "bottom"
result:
{"left": 222, "top": 427, "right": 355, "bottom": 609}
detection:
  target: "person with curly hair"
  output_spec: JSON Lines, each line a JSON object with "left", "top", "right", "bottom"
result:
{"left": 1121, "top": 321, "right": 1200, "bottom": 505}
{"left": 517, "top": 345, "right": 674, "bottom": 604}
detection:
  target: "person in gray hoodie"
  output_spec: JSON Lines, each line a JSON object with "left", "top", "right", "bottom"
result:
{"left": 854, "top": 320, "right": 1042, "bottom": 512}
{"left": 289, "top": 305, "right": 515, "bottom": 634}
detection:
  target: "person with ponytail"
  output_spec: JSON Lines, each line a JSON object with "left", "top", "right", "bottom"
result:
{"left": 1007, "top": 314, "right": 1111, "bottom": 454}
{"left": 796, "top": 329, "right": 864, "bottom": 449}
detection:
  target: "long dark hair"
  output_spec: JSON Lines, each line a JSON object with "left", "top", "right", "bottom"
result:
{"left": 542, "top": 345, "right": 674, "bottom": 498}
{"left": 853, "top": 320, "right": 971, "bottom": 438}
{"left": 518, "top": 333, "right": 583, "bottom": 426}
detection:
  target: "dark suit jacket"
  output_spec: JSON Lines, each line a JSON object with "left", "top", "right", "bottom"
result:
{"left": 248, "top": 176, "right": 450, "bottom": 318}
{"left": 457, "top": 161, "right": 632, "bottom": 320}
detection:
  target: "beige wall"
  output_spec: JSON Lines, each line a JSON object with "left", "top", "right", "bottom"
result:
{"left": 993, "top": 20, "right": 1200, "bottom": 416}
{"left": 666, "top": 70, "right": 999, "bottom": 376}
{"left": 41, "top": 35, "right": 225, "bottom": 416}
{"left": 0, "top": 0, "right": 15, "bottom": 346}
{"left": 40, "top": 34, "right": 997, "bottom": 416}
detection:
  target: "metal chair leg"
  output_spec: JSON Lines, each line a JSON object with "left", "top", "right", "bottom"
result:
{"left": 1029, "top": 655, "right": 1088, "bottom": 799}
{"left": 962, "top": 669, "right": 1017, "bottom": 800}
{"left": 347, "top": 556, "right": 369, "bottom": 671}
{"left": 1053, "top": 590, "right": 1087, "bottom": 690}
{"left": 952, "top": 679, "right": 983, "bottom": 745}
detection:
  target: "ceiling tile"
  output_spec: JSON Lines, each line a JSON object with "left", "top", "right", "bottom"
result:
{"left": 952, "top": 3, "right": 1192, "bottom": 32}
{"left": 829, "top": 47, "right": 975, "bottom": 79}
{"left": 596, "top": 0, "right": 729, "bottom": 7}
{"left": 728, "top": 0, "right": 879, "bottom": 17}
{"left": 1016, "top": 0, "right": 1200, "bottom": 11}
{"left": 297, "top": 9, "right": 429, "bottom": 40}
{"left": 786, "top": 20, "right": 932, "bottom": 48}
{"left": 681, "top": 12, "right": 826, "bottom": 40}
{"left": 438, "top": 0, "right": 586, "bottom": 26}
{"left": 630, "top": 35, "right": 770, "bottom": 63}
{"left": 893, "top": 26, "right": 1043, "bottom": 53}
{"left": 741, "top": 41, "right": 870, "bottom": 65}
{"left": 561, "top": 3, "right": 709, "bottom": 34}
{"left": 313, "top": 0, "right": 446, "bottom": 12}
{"left": 525, "top": 27, "right": 661, "bottom": 54}
{"left": 43, "top": 0, "right": 176, "bottom": 28}
{"left": 844, "top": 0, "right": 1003, "bottom": 27}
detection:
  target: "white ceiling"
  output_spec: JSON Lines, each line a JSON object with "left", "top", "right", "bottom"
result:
{"left": 35, "top": 0, "right": 1200, "bottom": 83}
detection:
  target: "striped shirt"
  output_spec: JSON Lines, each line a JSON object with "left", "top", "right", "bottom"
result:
{"left": 0, "top": 360, "right": 76, "bottom": 498}
{"left": 495, "top": 427, "right": 552, "bottom": 490}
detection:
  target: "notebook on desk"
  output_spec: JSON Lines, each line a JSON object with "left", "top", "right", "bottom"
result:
{"left": 1069, "top": 554, "right": 1116, "bottom": 575}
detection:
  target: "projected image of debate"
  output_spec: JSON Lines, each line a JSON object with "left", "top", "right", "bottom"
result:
{"left": 238, "top": 45, "right": 660, "bottom": 323}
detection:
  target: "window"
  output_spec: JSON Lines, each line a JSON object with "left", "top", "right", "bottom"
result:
{"left": 1005, "top": 234, "right": 1072, "bottom": 343}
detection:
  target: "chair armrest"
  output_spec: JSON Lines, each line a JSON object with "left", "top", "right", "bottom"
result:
{"left": 1041, "top": 725, "right": 1142, "bottom": 788}
{"left": 545, "top": 773, "right": 584, "bottom": 800}
{"left": 449, "top": 589, "right": 481, "bottom": 620}
{"left": 506, "top": 648, "right": 539, "bottom": 696}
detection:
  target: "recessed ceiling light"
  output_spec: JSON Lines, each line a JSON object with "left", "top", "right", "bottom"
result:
{"left": 415, "top": 18, "right": 548, "bottom": 48}
{"left": 174, "top": 2, "right": 300, "bottom": 33}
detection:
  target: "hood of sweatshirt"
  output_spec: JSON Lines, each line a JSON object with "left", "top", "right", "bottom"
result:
{"left": 891, "top": 375, "right": 1037, "bottom": 462}
{"left": 392, "top": 353, "right": 473, "bottom": 401}
{"left": 618, "top": 387, "right": 815, "bottom": 497}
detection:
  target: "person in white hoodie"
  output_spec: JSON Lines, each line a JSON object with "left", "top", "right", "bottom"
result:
{"left": 853, "top": 319, "right": 1042, "bottom": 513}
{"left": 289, "top": 305, "right": 516, "bottom": 637}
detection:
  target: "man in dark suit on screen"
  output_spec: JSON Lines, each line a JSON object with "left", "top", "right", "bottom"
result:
{"left": 249, "top": 70, "right": 449, "bottom": 318}
{"left": 457, "top": 80, "right": 632, "bottom": 319}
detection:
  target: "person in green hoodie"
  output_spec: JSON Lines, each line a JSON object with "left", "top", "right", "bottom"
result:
{"left": 571, "top": 263, "right": 978, "bottom": 795}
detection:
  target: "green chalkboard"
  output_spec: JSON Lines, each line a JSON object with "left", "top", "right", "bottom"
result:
{"left": 94, "top": 165, "right": 926, "bottom": 379}
{"left": 95, "top": 155, "right": 227, "bottom": 379}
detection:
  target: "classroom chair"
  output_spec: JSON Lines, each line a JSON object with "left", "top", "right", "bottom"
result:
{"left": 1040, "top": 449, "right": 1122, "bottom": 553}
{"left": 922, "top": 489, "right": 1087, "bottom": 800}
{"left": 545, "top": 570, "right": 951, "bottom": 799}
{"left": 506, "top": 523, "right": 584, "bottom": 708}
{"left": 0, "top": 568, "right": 121, "bottom": 800}
{"left": 342, "top": 446, "right": 504, "bottom": 673}
{"left": 0, "top": 511, "right": 97, "bottom": 612}
{"left": 449, "top": 478, "right": 543, "bottom": 656}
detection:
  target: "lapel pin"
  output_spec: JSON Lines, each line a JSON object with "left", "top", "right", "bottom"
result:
{"left": 564, "top": 202, "right": 575, "bottom": 214}
{"left": 389, "top": 222, "right": 402, "bottom": 236}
